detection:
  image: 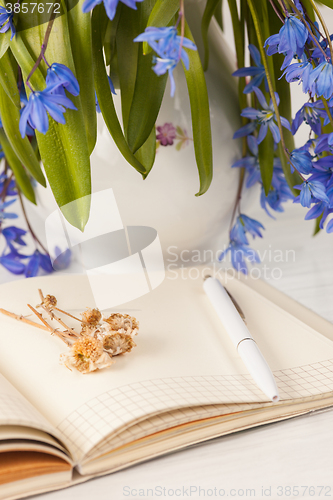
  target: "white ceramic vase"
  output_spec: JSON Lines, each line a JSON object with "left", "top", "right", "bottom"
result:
{"left": 33, "top": 0, "right": 247, "bottom": 266}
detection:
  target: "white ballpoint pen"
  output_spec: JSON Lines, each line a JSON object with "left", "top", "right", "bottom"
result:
{"left": 203, "top": 275, "right": 279, "bottom": 402}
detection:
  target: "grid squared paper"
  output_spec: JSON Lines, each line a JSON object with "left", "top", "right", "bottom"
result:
{"left": 0, "top": 392, "right": 59, "bottom": 437}
{"left": 57, "top": 359, "right": 333, "bottom": 462}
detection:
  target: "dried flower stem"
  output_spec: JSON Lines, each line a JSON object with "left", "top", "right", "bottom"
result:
{"left": 27, "top": 304, "right": 71, "bottom": 344}
{"left": 0, "top": 308, "right": 51, "bottom": 332}
{"left": 40, "top": 306, "right": 80, "bottom": 337}
{"left": 53, "top": 307, "right": 86, "bottom": 324}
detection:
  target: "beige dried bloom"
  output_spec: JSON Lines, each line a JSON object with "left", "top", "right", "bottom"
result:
{"left": 81, "top": 308, "right": 102, "bottom": 325}
{"left": 60, "top": 337, "right": 114, "bottom": 374}
{"left": 105, "top": 313, "right": 139, "bottom": 334}
{"left": 42, "top": 295, "right": 57, "bottom": 310}
{"left": 102, "top": 332, "right": 136, "bottom": 356}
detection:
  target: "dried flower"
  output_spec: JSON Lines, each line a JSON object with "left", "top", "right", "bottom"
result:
{"left": 105, "top": 313, "right": 139, "bottom": 334}
{"left": 60, "top": 337, "right": 114, "bottom": 374}
{"left": 42, "top": 294, "right": 57, "bottom": 310}
{"left": 102, "top": 332, "right": 136, "bottom": 356}
{"left": 81, "top": 307, "right": 102, "bottom": 326}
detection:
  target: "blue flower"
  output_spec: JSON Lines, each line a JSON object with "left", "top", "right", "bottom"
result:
{"left": 232, "top": 135, "right": 262, "bottom": 187}
{"left": 281, "top": 58, "right": 313, "bottom": 93}
{"left": 292, "top": 102, "right": 323, "bottom": 136}
{"left": 82, "top": 0, "right": 144, "bottom": 21}
{"left": 19, "top": 87, "right": 77, "bottom": 138}
{"left": 0, "top": 253, "right": 25, "bottom": 274}
{"left": 289, "top": 148, "right": 313, "bottom": 175}
{"left": 234, "top": 87, "right": 291, "bottom": 144}
{"left": 233, "top": 44, "right": 268, "bottom": 94}
{"left": 0, "top": 198, "right": 18, "bottom": 220}
{"left": 134, "top": 26, "right": 197, "bottom": 97}
{"left": 25, "top": 250, "right": 53, "bottom": 278}
{"left": 0, "top": 6, "right": 15, "bottom": 40}
{"left": 308, "top": 61, "right": 333, "bottom": 100}
{"left": 278, "top": 15, "right": 307, "bottom": 56}
{"left": 53, "top": 245, "right": 72, "bottom": 270}
{"left": 46, "top": 63, "right": 80, "bottom": 96}
{"left": 219, "top": 240, "right": 260, "bottom": 275}
{"left": 2, "top": 226, "right": 27, "bottom": 251}
{"left": 294, "top": 180, "right": 329, "bottom": 208}
{"left": 240, "top": 214, "right": 265, "bottom": 239}
{"left": 96, "top": 76, "right": 116, "bottom": 113}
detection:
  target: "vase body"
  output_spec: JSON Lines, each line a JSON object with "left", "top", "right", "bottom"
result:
{"left": 33, "top": 0, "right": 248, "bottom": 266}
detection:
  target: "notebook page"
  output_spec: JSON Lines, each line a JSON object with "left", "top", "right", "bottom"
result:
{"left": 0, "top": 373, "right": 64, "bottom": 446}
{"left": 0, "top": 271, "right": 333, "bottom": 462}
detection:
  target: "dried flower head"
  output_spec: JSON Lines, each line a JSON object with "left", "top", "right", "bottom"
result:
{"left": 60, "top": 336, "right": 114, "bottom": 374}
{"left": 81, "top": 308, "right": 102, "bottom": 325}
{"left": 102, "top": 332, "right": 136, "bottom": 356}
{"left": 42, "top": 294, "right": 57, "bottom": 310}
{"left": 105, "top": 313, "right": 139, "bottom": 333}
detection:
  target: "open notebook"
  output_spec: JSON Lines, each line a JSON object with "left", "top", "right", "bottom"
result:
{"left": 0, "top": 266, "right": 333, "bottom": 500}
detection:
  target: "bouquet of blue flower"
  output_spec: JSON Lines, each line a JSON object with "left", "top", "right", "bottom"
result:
{"left": 0, "top": 0, "right": 332, "bottom": 277}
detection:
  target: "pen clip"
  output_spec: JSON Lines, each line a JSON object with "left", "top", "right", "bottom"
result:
{"left": 224, "top": 288, "right": 247, "bottom": 324}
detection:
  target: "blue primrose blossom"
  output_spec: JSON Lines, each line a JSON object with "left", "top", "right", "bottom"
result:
{"left": 46, "top": 63, "right": 80, "bottom": 96}
{"left": 234, "top": 87, "right": 291, "bottom": 144}
{"left": 0, "top": 198, "right": 18, "bottom": 220}
{"left": 292, "top": 101, "right": 324, "bottom": 136}
{"left": 289, "top": 148, "right": 313, "bottom": 175}
{"left": 294, "top": 180, "right": 330, "bottom": 208}
{"left": 308, "top": 61, "right": 333, "bottom": 100}
{"left": 0, "top": 6, "right": 15, "bottom": 40}
{"left": 25, "top": 250, "right": 53, "bottom": 278}
{"left": 281, "top": 57, "right": 314, "bottom": 94}
{"left": 278, "top": 15, "right": 307, "bottom": 56}
{"left": 134, "top": 27, "right": 197, "bottom": 97}
{"left": 233, "top": 44, "right": 268, "bottom": 94}
{"left": 82, "top": 0, "right": 144, "bottom": 21}
{"left": 19, "top": 86, "right": 77, "bottom": 138}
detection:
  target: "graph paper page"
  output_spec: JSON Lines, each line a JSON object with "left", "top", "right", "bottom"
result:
{"left": 0, "top": 268, "right": 333, "bottom": 461}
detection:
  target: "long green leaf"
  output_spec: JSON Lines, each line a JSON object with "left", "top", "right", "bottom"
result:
{"left": 135, "top": 126, "right": 156, "bottom": 178}
{"left": 182, "top": 21, "right": 213, "bottom": 196}
{"left": 127, "top": 50, "right": 167, "bottom": 153}
{"left": 143, "top": 0, "right": 179, "bottom": 53}
{"left": 315, "top": 0, "right": 333, "bottom": 9}
{"left": 11, "top": 8, "right": 91, "bottom": 230}
{"left": 214, "top": 0, "right": 223, "bottom": 29}
{"left": 258, "top": 130, "right": 274, "bottom": 193}
{"left": 116, "top": 4, "right": 140, "bottom": 135}
{"left": 0, "top": 128, "right": 36, "bottom": 203}
{"left": 202, "top": 0, "right": 221, "bottom": 71}
{"left": 0, "top": 73, "right": 45, "bottom": 186}
{"left": 92, "top": 4, "right": 146, "bottom": 176}
{"left": 0, "top": 50, "right": 20, "bottom": 108}
{"left": 68, "top": 0, "right": 97, "bottom": 155}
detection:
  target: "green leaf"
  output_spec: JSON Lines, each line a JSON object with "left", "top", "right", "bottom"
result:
{"left": 0, "top": 50, "right": 20, "bottom": 108}
{"left": 68, "top": 0, "right": 97, "bottom": 155}
{"left": 258, "top": 129, "right": 274, "bottom": 195}
{"left": 0, "top": 30, "right": 10, "bottom": 60}
{"left": 313, "top": 214, "right": 323, "bottom": 236}
{"left": 315, "top": 0, "right": 333, "bottom": 9}
{"left": 143, "top": 0, "right": 179, "bottom": 53}
{"left": 0, "top": 75, "right": 45, "bottom": 186}
{"left": 214, "top": 0, "right": 223, "bottom": 29}
{"left": 92, "top": 4, "right": 146, "bottom": 176}
{"left": 135, "top": 126, "right": 156, "bottom": 177}
{"left": 11, "top": 9, "right": 91, "bottom": 231}
{"left": 202, "top": 0, "right": 221, "bottom": 71}
{"left": 116, "top": 4, "right": 140, "bottom": 135}
{"left": 127, "top": 50, "right": 167, "bottom": 153}
{"left": 182, "top": 21, "right": 213, "bottom": 196}
{"left": 104, "top": 9, "right": 121, "bottom": 67}
{"left": 0, "top": 128, "right": 36, "bottom": 203}
{"left": 175, "top": 141, "right": 182, "bottom": 152}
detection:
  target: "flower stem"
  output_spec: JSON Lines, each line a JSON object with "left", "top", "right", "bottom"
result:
{"left": 17, "top": 188, "right": 49, "bottom": 254}
{"left": 247, "top": 0, "right": 306, "bottom": 182}
{"left": 308, "top": 0, "right": 333, "bottom": 64}
{"left": 321, "top": 97, "right": 333, "bottom": 130}
{"left": 26, "top": 10, "right": 56, "bottom": 85}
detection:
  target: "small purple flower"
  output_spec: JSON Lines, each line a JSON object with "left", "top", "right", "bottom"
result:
{"left": 281, "top": 58, "right": 313, "bottom": 94}
{"left": 278, "top": 15, "right": 307, "bottom": 56}
{"left": 82, "top": 0, "right": 144, "bottom": 20}
{"left": 46, "top": 63, "right": 80, "bottom": 96}
{"left": 292, "top": 102, "right": 323, "bottom": 136}
{"left": 156, "top": 123, "right": 177, "bottom": 146}
{"left": 0, "top": 198, "right": 18, "bottom": 220}
{"left": 233, "top": 45, "right": 268, "bottom": 94}
{"left": 219, "top": 240, "right": 260, "bottom": 275}
{"left": 294, "top": 180, "right": 329, "bottom": 208}
{"left": 289, "top": 148, "right": 313, "bottom": 175}
{"left": 19, "top": 87, "right": 77, "bottom": 138}
{"left": 0, "top": 253, "right": 25, "bottom": 274}
{"left": 0, "top": 6, "right": 15, "bottom": 40}
{"left": 25, "top": 250, "right": 53, "bottom": 278}
{"left": 134, "top": 26, "right": 197, "bottom": 97}
{"left": 308, "top": 61, "right": 333, "bottom": 100}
